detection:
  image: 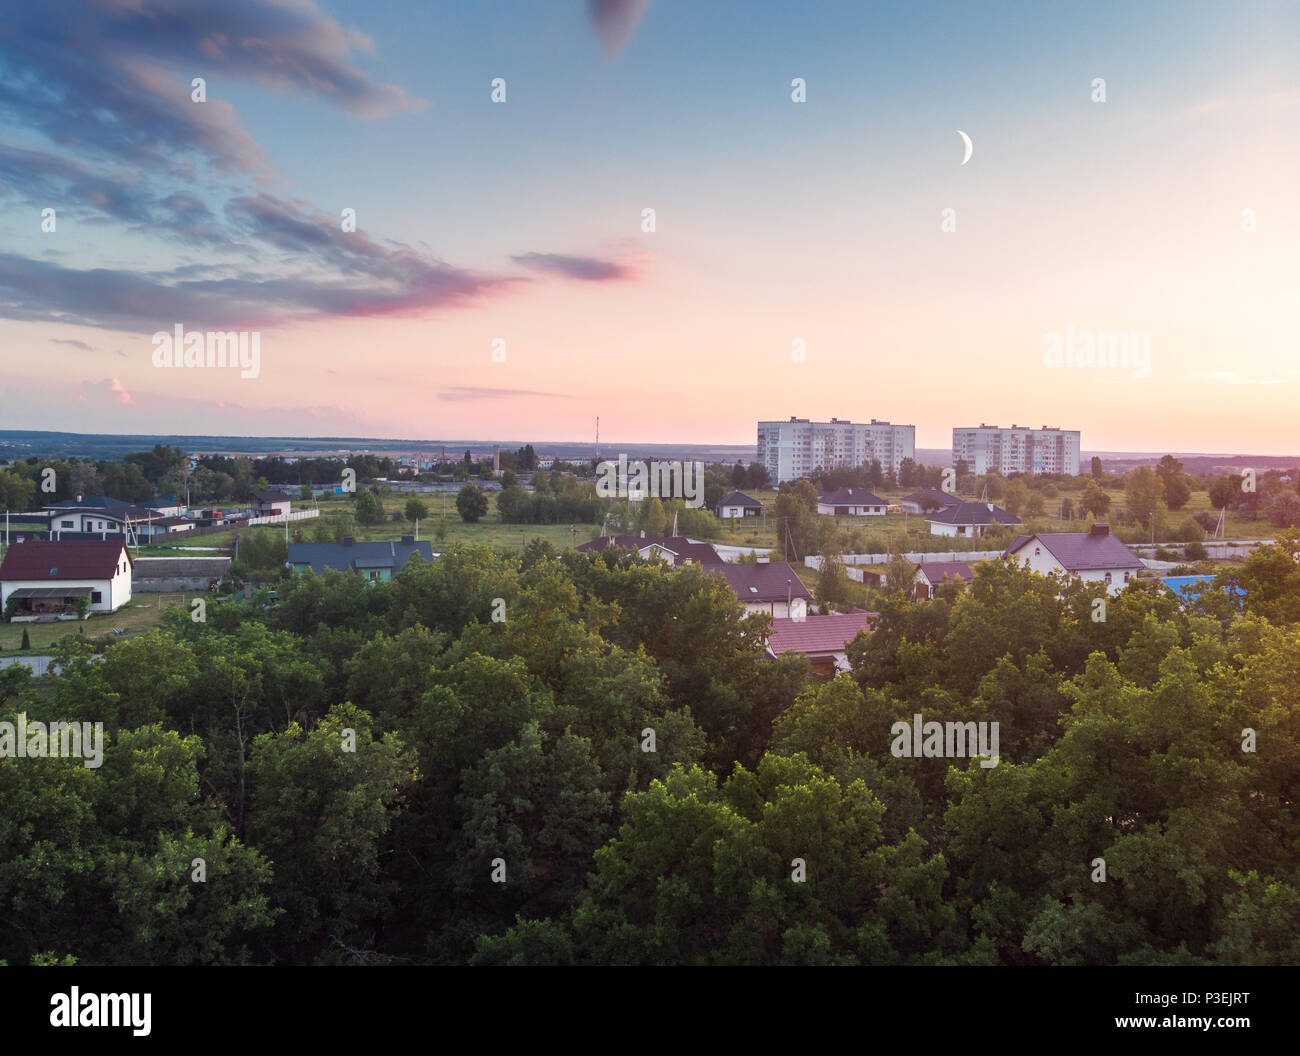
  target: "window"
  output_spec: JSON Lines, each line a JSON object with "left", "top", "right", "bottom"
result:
{"left": 1104, "top": 572, "right": 1112, "bottom": 584}
{"left": 91, "top": 591, "right": 102, "bottom": 604}
{"left": 1123, "top": 572, "right": 1130, "bottom": 583}
{"left": 1034, "top": 546, "right": 1041, "bottom": 556}
{"left": 61, "top": 519, "right": 73, "bottom": 528}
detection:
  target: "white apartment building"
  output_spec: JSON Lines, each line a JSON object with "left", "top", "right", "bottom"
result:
{"left": 952, "top": 425, "right": 1080, "bottom": 477}
{"left": 757, "top": 418, "right": 915, "bottom": 483}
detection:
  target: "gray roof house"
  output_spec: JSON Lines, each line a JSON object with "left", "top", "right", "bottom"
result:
{"left": 1004, "top": 524, "right": 1144, "bottom": 594}
{"left": 286, "top": 535, "right": 434, "bottom": 582}
{"left": 925, "top": 501, "right": 1021, "bottom": 538}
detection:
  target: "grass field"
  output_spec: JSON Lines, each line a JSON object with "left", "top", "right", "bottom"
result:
{"left": 0, "top": 593, "right": 177, "bottom": 653}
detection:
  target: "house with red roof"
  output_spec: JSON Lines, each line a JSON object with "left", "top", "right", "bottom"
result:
{"left": 914, "top": 561, "right": 976, "bottom": 599}
{"left": 0, "top": 540, "right": 133, "bottom": 621}
{"left": 765, "top": 609, "right": 877, "bottom": 677}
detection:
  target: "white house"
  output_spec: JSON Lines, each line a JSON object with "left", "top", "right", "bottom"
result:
{"left": 926, "top": 501, "right": 1021, "bottom": 538}
{"left": 707, "top": 561, "right": 814, "bottom": 618}
{"left": 1003, "top": 524, "right": 1144, "bottom": 594}
{"left": 817, "top": 488, "right": 889, "bottom": 516}
{"left": 717, "top": 491, "right": 763, "bottom": 519}
{"left": 0, "top": 539, "right": 133, "bottom": 621}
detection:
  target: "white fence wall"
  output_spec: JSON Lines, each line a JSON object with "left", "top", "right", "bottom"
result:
{"left": 805, "top": 549, "right": 1004, "bottom": 571}
{"left": 245, "top": 509, "right": 321, "bottom": 527}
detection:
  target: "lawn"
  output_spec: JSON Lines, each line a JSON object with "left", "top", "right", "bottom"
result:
{"left": 0, "top": 593, "right": 175, "bottom": 654}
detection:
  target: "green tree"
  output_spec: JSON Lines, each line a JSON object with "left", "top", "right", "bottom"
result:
{"left": 455, "top": 483, "right": 488, "bottom": 523}
{"left": 404, "top": 497, "right": 429, "bottom": 523}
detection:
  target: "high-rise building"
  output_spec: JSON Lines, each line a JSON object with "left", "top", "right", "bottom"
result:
{"left": 757, "top": 417, "right": 916, "bottom": 483}
{"left": 951, "top": 425, "right": 1080, "bottom": 477}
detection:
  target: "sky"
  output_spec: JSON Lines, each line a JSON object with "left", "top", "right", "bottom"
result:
{"left": 0, "top": 0, "right": 1298, "bottom": 453}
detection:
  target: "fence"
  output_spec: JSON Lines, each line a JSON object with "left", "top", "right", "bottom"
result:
{"left": 245, "top": 509, "right": 320, "bottom": 527}
{"left": 805, "top": 550, "right": 1005, "bottom": 571}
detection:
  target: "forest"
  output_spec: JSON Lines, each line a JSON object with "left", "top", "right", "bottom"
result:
{"left": 1, "top": 534, "right": 1297, "bottom": 965}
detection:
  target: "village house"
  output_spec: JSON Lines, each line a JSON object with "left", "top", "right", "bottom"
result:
{"left": 43, "top": 494, "right": 156, "bottom": 540}
{"left": 706, "top": 561, "right": 814, "bottom": 618}
{"left": 1003, "top": 524, "right": 1144, "bottom": 594}
{"left": 716, "top": 491, "right": 763, "bottom": 519}
{"left": 925, "top": 501, "right": 1021, "bottom": 538}
{"left": 765, "top": 608, "right": 877, "bottom": 677}
{"left": 0, "top": 539, "right": 133, "bottom": 620}
{"left": 900, "top": 489, "right": 960, "bottom": 515}
{"left": 286, "top": 536, "right": 434, "bottom": 583}
{"left": 576, "top": 535, "right": 725, "bottom": 566}
{"left": 250, "top": 489, "right": 294, "bottom": 517}
{"left": 816, "top": 488, "right": 889, "bottom": 516}
{"left": 913, "top": 561, "right": 976, "bottom": 599}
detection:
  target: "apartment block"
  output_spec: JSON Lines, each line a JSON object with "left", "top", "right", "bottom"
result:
{"left": 952, "top": 424, "right": 1080, "bottom": 477}
{"left": 757, "top": 417, "right": 916, "bottom": 483}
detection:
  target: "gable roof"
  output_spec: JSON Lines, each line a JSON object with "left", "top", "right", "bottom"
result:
{"left": 817, "top": 487, "right": 888, "bottom": 506}
{"left": 44, "top": 495, "right": 155, "bottom": 520}
{"left": 916, "top": 561, "right": 975, "bottom": 586}
{"left": 0, "top": 539, "right": 130, "bottom": 581}
{"left": 717, "top": 491, "right": 762, "bottom": 508}
{"left": 706, "top": 561, "right": 814, "bottom": 604}
{"left": 576, "top": 535, "right": 725, "bottom": 565}
{"left": 925, "top": 501, "right": 1021, "bottom": 526}
{"left": 767, "top": 609, "right": 876, "bottom": 657}
{"left": 286, "top": 539, "right": 434, "bottom": 574}
{"left": 1005, "top": 528, "right": 1144, "bottom": 572}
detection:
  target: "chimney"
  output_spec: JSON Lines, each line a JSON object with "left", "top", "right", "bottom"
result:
{"left": 400, "top": 533, "right": 414, "bottom": 545}
{"left": 1090, "top": 523, "right": 1109, "bottom": 537}
{"left": 343, "top": 536, "right": 354, "bottom": 546}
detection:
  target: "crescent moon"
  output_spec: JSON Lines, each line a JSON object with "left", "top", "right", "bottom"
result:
{"left": 957, "top": 129, "right": 973, "bottom": 166}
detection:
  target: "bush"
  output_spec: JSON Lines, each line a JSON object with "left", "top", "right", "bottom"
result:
{"left": 1185, "top": 541, "right": 1208, "bottom": 561}
{"left": 20, "top": 627, "right": 31, "bottom": 650}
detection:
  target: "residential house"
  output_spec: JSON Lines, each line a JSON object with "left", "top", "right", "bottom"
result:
{"left": 44, "top": 494, "right": 156, "bottom": 540}
{"left": 914, "top": 561, "right": 975, "bottom": 599}
{"left": 716, "top": 491, "right": 763, "bottom": 519}
{"left": 707, "top": 561, "right": 814, "bottom": 618}
{"left": 576, "top": 535, "right": 725, "bottom": 566}
{"left": 132, "top": 557, "right": 230, "bottom": 592}
{"left": 765, "top": 609, "right": 877, "bottom": 677}
{"left": 901, "top": 489, "right": 960, "bottom": 515}
{"left": 250, "top": 489, "right": 294, "bottom": 517}
{"left": 1003, "top": 524, "right": 1144, "bottom": 594}
{"left": 286, "top": 535, "right": 434, "bottom": 582}
{"left": 925, "top": 501, "right": 1021, "bottom": 538}
{"left": 0, "top": 539, "right": 132, "bottom": 620}
{"left": 816, "top": 488, "right": 889, "bottom": 516}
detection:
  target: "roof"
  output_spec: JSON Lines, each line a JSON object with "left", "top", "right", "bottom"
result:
{"left": 8, "top": 585, "right": 95, "bottom": 599}
{"left": 1005, "top": 529, "right": 1144, "bottom": 572}
{"left": 133, "top": 557, "right": 230, "bottom": 578}
{"left": 717, "top": 491, "right": 763, "bottom": 508}
{"left": 707, "top": 562, "right": 814, "bottom": 604}
{"left": 0, "top": 539, "right": 130, "bottom": 581}
{"left": 767, "top": 609, "right": 876, "bottom": 657}
{"left": 916, "top": 561, "right": 975, "bottom": 585}
{"left": 576, "top": 535, "right": 725, "bottom": 565}
{"left": 44, "top": 495, "right": 155, "bottom": 519}
{"left": 905, "top": 489, "right": 961, "bottom": 508}
{"left": 286, "top": 539, "right": 434, "bottom": 574}
{"left": 817, "top": 488, "right": 888, "bottom": 506}
{"left": 925, "top": 501, "right": 1021, "bottom": 526}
